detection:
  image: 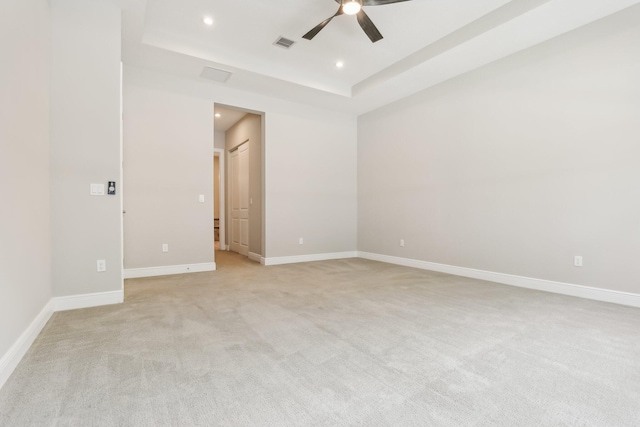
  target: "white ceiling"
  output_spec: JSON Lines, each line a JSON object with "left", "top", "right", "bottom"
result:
{"left": 121, "top": 0, "right": 640, "bottom": 115}
{"left": 213, "top": 105, "right": 247, "bottom": 132}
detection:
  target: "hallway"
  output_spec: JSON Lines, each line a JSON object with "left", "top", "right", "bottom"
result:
{"left": 214, "top": 249, "right": 259, "bottom": 270}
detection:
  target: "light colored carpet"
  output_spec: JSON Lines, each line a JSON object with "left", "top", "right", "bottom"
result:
{"left": 1, "top": 251, "right": 640, "bottom": 426}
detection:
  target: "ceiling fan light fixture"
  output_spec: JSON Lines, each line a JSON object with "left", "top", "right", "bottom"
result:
{"left": 304, "top": 0, "right": 409, "bottom": 43}
{"left": 342, "top": 1, "right": 361, "bottom": 15}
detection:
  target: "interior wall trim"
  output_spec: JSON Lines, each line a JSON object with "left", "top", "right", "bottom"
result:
{"left": 123, "top": 262, "right": 217, "bottom": 279}
{"left": 1, "top": 290, "right": 126, "bottom": 391}
{"left": 53, "top": 290, "right": 124, "bottom": 312}
{"left": 263, "top": 251, "right": 358, "bottom": 266}
{"left": 0, "top": 300, "right": 55, "bottom": 390}
{"left": 248, "top": 252, "right": 263, "bottom": 264}
{"left": 357, "top": 251, "right": 640, "bottom": 308}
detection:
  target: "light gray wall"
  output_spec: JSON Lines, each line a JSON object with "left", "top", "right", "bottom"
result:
{"left": 123, "top": 83, "right": 215, "bottom": 268}
{"left": 358, "top": 7, "right": 640, "bottom": 293}
{"left": 226, "top": 114, "right": 263, "bottom": 256}
{"left": 123, "top": 65, "right": 358, "bottom": 263}
{"left": 50, "top": 0, "right": 122, "bottom": 296}
{"left": 0, "top": 0, "right": 52, "bottom": 360}
{"left": 266, "top": 112, "right": 357, "bottom": 257}
{"left": 214, "top": 130, "right": 226, "bottom": 150}
{"left": 214, "top": 156, "right": 220, "bottom": 220}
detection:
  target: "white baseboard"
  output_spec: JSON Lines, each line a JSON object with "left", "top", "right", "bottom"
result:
{"left": 123, "top": 262, "right": 216, "bottom": 279}
{"left": 358, "top": 252, "right": 640, "bottom": 308}
{"left": 0, "top": 300, "right": 55, "bottom": 390}
{"left": 248, "top": 252, "right": 263, "bottom": 263}
{"left": 264, "top": 251, "right": 358, "bottom": 266}
{"left": 1, "top": 289, "right": 125, "bottom": 391}
{"left": 5, "top": 251, "right": 636, "bottom": 395}
{"left": 54, "top": 290, "right": 124, "bottom": 312}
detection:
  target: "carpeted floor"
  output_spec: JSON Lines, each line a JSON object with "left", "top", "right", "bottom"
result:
{"left": 1, "top": 251, "right": 640, "bottom": 426}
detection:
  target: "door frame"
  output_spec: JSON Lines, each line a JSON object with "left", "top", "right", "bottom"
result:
{"left": 213, "top": 148, "right": 226, "bottom": 251}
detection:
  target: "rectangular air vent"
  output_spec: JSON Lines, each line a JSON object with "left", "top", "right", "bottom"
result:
{"left": 200, "top": 67, "right": 232, "bottom": 83}
{"left": 273, "top": 36, "right": 295, "bottom": 49}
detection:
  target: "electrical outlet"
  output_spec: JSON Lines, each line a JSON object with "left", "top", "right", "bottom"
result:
{"left": 97, "top": 259, "right": 106, "bottom": 272}
{"left": 574, "top": 256, "right": 583, "bottom": 267}
{"left": 162, "top": 244, "right": 169, "bottom": 252}
{"left": 299, "top": 237, "right": 304, "bottom": 245}
{"left": 400, "top": 239, "right": 405, "bottom": 247}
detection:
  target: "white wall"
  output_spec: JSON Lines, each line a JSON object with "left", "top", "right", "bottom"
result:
{"left": 50, "top": 0, "right": 122, "bottom": 297}
{"left": 0, "top": 0, "right": 52, "bottom": 363}
{"left": 123, "top": 84, "right": 215, "bottom": 268}
{"left": 123, "top": 65, "right": 358, "bottom": 264}
{"left": 266, "top": 112, "right": 357, "bottom": 257}
{"left": 214, "top": 130, "right": 226, "bottom": 150}
{"left": 214, "top": 156, "right": 220, "bottom": 220}
{"left": 358, "top": 8, "right": 640, "bottom": 293}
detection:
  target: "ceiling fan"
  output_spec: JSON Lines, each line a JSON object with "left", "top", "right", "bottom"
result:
{"left": 303, "top": 0, "right": 412, "bottom": 43}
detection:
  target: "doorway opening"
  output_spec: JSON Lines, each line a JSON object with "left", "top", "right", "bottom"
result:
{"left": 213, "top": 104, "right": 265, "bottom": 265}
{"left": 213, "top": 149, "right": 225, "bottom": 252}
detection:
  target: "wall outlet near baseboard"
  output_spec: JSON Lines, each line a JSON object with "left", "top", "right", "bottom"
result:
{"left": 96, "top": 259, "right": 106, "bottom": 272}
{"left": 574, "top": 256, "right": 583, "bottom": 267}
{"left": 299, "top": 237, "right": 304, "bottom": 245}
{"left": 400, "top": 239, "right": 405, "bottom": 247}
{"left": 162, "top": 244, "right": 169, "bottom": 252}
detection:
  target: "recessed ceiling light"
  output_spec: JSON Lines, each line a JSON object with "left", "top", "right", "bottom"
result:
{"left": 336, "top": 61, "right": 344, "bottom": 69}
{"left": 214, "top": 113, "right": 221, "bottom": 118}
{"left": 203, "top": 16, "right": 214, "bottom": 26}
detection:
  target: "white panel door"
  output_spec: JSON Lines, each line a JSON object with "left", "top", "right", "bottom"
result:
{"left": 230, "top": 142, "right": 249, "bottom": 256}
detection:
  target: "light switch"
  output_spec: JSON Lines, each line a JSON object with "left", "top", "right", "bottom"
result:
{"left": 90, "top": 183, "right": 105, "bottom": 196}
{"left": 199, "top": 195, "right": 205, "bottom": 203}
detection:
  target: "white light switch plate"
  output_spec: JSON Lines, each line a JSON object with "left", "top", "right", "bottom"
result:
{"left": 199, "top": 195, "right": 205, "bottom": 203}
{"left": 90, "top": 183, "right": 105, "bottom": 196}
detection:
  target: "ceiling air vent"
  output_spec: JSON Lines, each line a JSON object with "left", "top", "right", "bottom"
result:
{"left": 200, "top": 67, "right": 232, "bottom": 83}
{"left": 273, "top": 36, "right": 296, "bottom": 49}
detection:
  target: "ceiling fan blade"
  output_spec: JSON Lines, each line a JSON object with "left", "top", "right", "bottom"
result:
{"left": 303, "top": 7, "right": 344, "bottom": 40}
{"left": 356, "top": 9, "right": 383, "bottom": 43}
{"left": 362, "top": 0, "right": 412, "bottom": 5}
